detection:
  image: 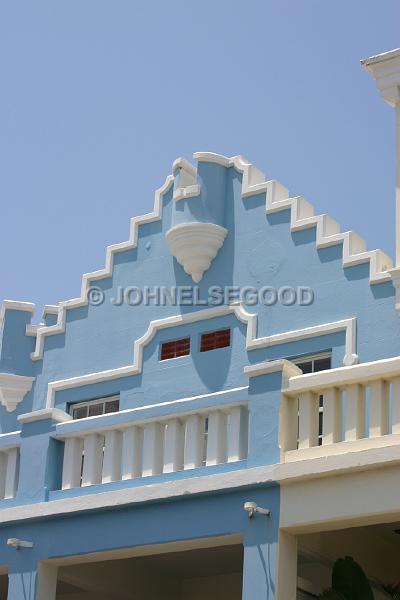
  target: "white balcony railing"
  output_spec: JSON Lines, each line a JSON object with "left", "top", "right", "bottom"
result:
{"left": 60, "top": 404, "right": 248, "bottom": 490}
{"left": 0, "top": 447, "right": 19, "bottom": 500}
{"left": 281, "top": 356, "right": 400, "bottom": 461}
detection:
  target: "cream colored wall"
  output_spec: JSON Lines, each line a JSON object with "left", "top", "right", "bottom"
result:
{"left": 280, "top": 464, "right": 400, "bottom": 534}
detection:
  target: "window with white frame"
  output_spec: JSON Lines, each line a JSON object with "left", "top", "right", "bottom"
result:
{"left": 70, "top": 396, "right": 120, "bottom": 420}
{"left": 293, "top": 353, "right": 332, "bottom": 446}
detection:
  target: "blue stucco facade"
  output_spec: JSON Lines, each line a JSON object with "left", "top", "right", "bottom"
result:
{"left": 0, "top": 152, "right": 399, "bottom": 598}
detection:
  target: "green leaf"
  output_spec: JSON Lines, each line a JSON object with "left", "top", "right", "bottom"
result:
{"left": 332, "top": 556, "right": 374, "bottom": 600}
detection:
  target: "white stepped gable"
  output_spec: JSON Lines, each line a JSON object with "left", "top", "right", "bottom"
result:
{"left": 16, "top": 151, "right": 393, "bottom": 361}
{"left": 165, "top": 223, "right": 228, "bottom": 283}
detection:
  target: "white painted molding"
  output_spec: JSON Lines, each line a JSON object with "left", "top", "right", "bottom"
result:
{"left": 18, "top": 408, "right": 71, "bottom": 424}
{"left": 171, "top": 157, "right": 200, "bottom": 202}
{"left": 361, "top": 48, "right": 400, "bottom": 107}
{"left": 0, "top": 374, "right": 34, "bottom": 412}
{"left": 0, "top": 301, "right": 35, "bottom": 333}
{"left": 45, "top": 307, "right": 357, "bottom": 408}
{"left": 283, "top": 353, "right": 400, "bottom": 396}
{"left": 0, "top": 443, "right": 399, "bottom": 525}
{"left": 244, "top": 359, "right": 302, "bottom": 385}
{"left": 165, "top": 222, "right": 228, "bottom": 283}
{"left": 194, "top": 152, "right": 393, "bottom": 284}
{"left": 23, "top": 152, "right": 389, "bottom": 360}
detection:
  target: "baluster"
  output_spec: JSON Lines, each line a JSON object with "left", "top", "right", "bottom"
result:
{"left": 0, "top": 451, "right": 6, "bottom": 499}
{"left": 298, "top": 391, "right": 319, "bottom": 449}
{"left": 345, "top": 384, "right": 365, "bottom": 441}
{"left": 322, "top": 387, "right": 342, "bottom": 445}
{"left": 121, "top": 426, "right": 143, "bottom": 480}
{"left": 206, "top": 411, "right": 227, "bottom": 466}
{"left": 279, "top": 394, "right": 298, "bottom": 453}
{"left": 62, "top": 437, "right": 84, "bottom": 490}
{"left": 391, "top": 377, "right": 400, "bottom": 435}
{"left": 81, "top": 434, "right": 104, "bottom": 487}
{"left": 142, "top": 422, "right": 164, "bottom": 477}
{"left": 184, "top": 414, "right": 204, "bottom": 469}
{"left": 4, "top": 448, "right": 19, "bottom": 499}
{"left": 369, "top": 380, "right": 389, "bottom": 438}
{"left": 163, "top": 419, "right": 184, "bottom": 473}
{"left": 227, "top": 405, "right": 248, "bottom": 461}
{"left": 102, "top": 430, "right": 123, "bottom": 483}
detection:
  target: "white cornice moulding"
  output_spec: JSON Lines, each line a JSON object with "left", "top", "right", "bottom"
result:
{"left": 0, "top": 374, "right": 34, "bottom": 412}
{"left": 165, "top": 222, "right": 228, "bottom": 283}
{"left": 18, "top": 408, "right": 71, "bottom": 424}
{"left": 361, "top": 48, "right": 400, "bottom": 107}
{"left": 0, "top": 444, "right": 398, "bottom": 525}
{"left": 45, "top": 310, "right": 357, "bottom": 408}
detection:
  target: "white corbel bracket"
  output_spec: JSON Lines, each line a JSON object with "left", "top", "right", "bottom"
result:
{"left": 0, "top": 374, "right": 35, "bottom": 412}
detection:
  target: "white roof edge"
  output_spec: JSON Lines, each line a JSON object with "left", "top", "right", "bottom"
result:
{"left": 361, "top": 48, "right": 400, "bottom": 68}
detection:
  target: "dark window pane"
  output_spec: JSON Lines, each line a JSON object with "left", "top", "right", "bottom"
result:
{"left": 297, "top": 361, "right": 313, "bottom": 374}
{"left": 73, "top": 406, "right": 88, "bottom": 420}
{"left": 105, "top": 400, "right": 120, "bottom": 414}
{"left": 88, "top": 403, "right": 104, "bottom": 417}
{"left": 314, "top": 357, "right": 331, "bottom": 372}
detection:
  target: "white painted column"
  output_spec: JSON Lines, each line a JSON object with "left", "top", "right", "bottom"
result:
{"left": 298, "top": 391, "right": 319, "bottom": 449}
{"left": 102, "top": 430, "right": 122, "bottom": 483}
{"left": 163, "top": 418, "right": 184, "bottom": 473}
{"left": 227, "top": 405, "right": 248, "bottom": 461}
{"left": 206, "top": 411, "right": 227, "bottom": 466}
{"left": 184, "top": 414, "right": 204, "bottom": 469}
{"left": 142, "top": 422, "right": 164, "bottom": 477}
{"left": 121, "top": 426, "right": 143, "bottom": 480}
{"left": 4, "top": 447, "right": 19, "bottom": 499}
{"left": 81, "top": 434, "right": 104, "bottom": 487}
{"left": 36, "top": 562, "right": 58, "bottom": 600}
{"left": 275, "top": 531, "right": 298, "bottom": 600}
{"left": 369, "top": 380, "right": 389, "bottom": 437}
{"left": 345, "top": 383, "right": 365, "bottom": 441}
{"left": 392, "top": 377, "right": 400, "bottom": 435}
{"left": 279, "top": 394, "right": 298, "bottom": 453}
{"left": 62, "top": 437, "right": 84, "bottom": 489}
{"left": 322, "top": 387, "right": 342, "bottom": 445}
{"left": 0, "top": 451, "right": 7, "bottom": 499}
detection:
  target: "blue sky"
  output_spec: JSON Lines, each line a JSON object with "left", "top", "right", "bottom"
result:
{"left": 1, "top": 1, "right": 399, "bottom": 314}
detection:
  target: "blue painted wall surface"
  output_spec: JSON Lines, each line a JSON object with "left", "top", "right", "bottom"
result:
{"left": 1, "top": 486, "right": 280, "bottom": 600}
{"left": 0, "top": 156, "right": 399, "bottom": 595}
{"left": 1, "top": 159, "right": 398, "bottom": 428}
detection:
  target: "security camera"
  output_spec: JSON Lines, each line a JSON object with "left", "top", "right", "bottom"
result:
{"left": 244, "top": 501, "right": 271, "bottom": 518}
{"left": 7, "top": 538, "right": 33, "bottom": 550}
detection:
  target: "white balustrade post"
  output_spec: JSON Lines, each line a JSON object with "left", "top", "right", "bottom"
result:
{"left": 206, "top": 411, "right": 227, "bottom": 466}
{"left": 391, "top": 377, "right": 400, "bottom": 435}
{"left": 102, "top": 430, "right": 123, "bottom": 483}
{"left": 322, "top": 387, "right": 342, "bottom": 445}
{"left": 62, "top": 437, "right": 84, "bottom": 490}
{"left": 227, "top": 405, "right": 248, "bottom": 461}
{"left": 142, "top": 422, "right": 164, "bottom": 477}
{"left": 369, "top": 380, "right": 389, "bottom": 438}
{"left": 279, "top": 394, "right": 298, "bottom": 453}
{"left": 4, "top": 447, "right": 19, "bottom": 499}
{"left": 81, "top": 434, "right": 104, "bottom": 487}
{"left": 121, "top": 426, "right": 143, "bottom": 480}
{"left": 345, "top": 383, "right": 365, "bottom": 441}
{"left": 184, "top": 414, "right": 204, "bottom": 469}
{"left": 0, "top": 451, "right": 7, "bottom": 499}
{"left": 163, "top": 419, "right": 184, "bottom": 473}
{"left": 298, "top": 391, "right": 319, "bottom": 449}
